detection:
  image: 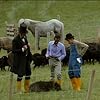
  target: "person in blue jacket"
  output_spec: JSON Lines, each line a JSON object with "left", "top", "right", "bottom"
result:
{"left": 65, "top": 33, "right": 88, "bottom": 91}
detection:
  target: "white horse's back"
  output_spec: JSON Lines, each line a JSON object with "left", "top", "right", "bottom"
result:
{"left": 35, "top": 19, "right": 64, "bottom": 34}
{"left": 18, "top": 18, "right": 41, "bottom": 27}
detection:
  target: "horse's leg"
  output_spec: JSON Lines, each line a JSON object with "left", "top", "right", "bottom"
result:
{"left": 37, "top": 36, "right": 40, "bottom": 50}
{"left": 47, "top": 32, "right": 50, "bottom": 45}
{"left": 35, "top": 29, "right": 40, "bottom": 50}
{"left": 59, "top": 23, "right": 64, "bottom": 43}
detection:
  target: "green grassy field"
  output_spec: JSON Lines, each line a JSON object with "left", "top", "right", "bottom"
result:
{"left": 0, "top": 1, "right": 100, "bottom": 100}
{"left": 0, "top": 63, "right": 100, "bottom": 100}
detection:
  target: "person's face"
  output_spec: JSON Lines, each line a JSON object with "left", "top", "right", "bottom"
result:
{"left": 67, "top": 38, "right": 74, "bottom": 44}
{"left": 54, "top": 37, "right": 60, "bottom": 44}
{"left": 20, "top": 33, "right": 26, "bottom": 38}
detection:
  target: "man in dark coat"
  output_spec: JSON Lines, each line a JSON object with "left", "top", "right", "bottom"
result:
{"left": 11, "top": 22, "right": 32, "bottom": 93}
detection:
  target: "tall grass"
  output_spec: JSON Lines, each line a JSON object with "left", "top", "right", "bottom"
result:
{"left": 0, "top": 63, "right": 100, "bottom": 100}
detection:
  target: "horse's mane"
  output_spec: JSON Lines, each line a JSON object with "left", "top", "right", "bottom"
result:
{"left": 25, "top": 19, "right": 41, "bottom": 23}
{"left": 18, "top": 18, "right": 42, "bottom": 27}
{"left": 18, "top": 18, "right": 61, "bottom": 27}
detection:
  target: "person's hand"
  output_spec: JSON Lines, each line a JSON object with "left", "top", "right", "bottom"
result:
{"left": 23, "top": 45, "right": 28, "bottom": 49}
{"left": 27, "top": 43, "right": 31, "bottom": 49}
{"left": 22, "top": 45, "right": 28, "bottom": 52}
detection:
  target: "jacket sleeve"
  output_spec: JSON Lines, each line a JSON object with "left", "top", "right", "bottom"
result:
{"left": 58, "top": 44, "right": 66, "bottom": 61}
{"left": 74, "top": 40, "right": 89, "bottom": 56}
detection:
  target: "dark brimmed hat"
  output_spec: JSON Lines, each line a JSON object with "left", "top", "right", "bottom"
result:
{"left": 19, "top": 22, "right": 28, "bottom": 34}
{"left": 65, "top": 33, "right": 74, "bottom": 40}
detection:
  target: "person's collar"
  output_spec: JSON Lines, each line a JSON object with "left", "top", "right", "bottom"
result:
{"left": 53, "top": 41, "right": 59, "bottom": 46}
{"left": 19, "top": 34, "right": 26, "bottom": 39}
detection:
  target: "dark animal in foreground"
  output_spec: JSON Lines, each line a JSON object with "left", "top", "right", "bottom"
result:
{"left": 29, "top": 81, "right": 61, "bottom": 92}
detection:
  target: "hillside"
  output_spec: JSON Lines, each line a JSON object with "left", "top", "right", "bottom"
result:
{"left": 0, "top": 1, "right": 100, "bottom": 38}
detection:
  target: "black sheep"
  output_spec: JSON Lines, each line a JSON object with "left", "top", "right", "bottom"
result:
{"left": 41, "top": 48, "right": 47, "bottom": 56}
{"left": 82, "top": 42, "right": 100, "bottom": 64}
{"left": 0, "top": 56, "right": 9, "bottom": 71}
{"left": 29, "top": 81, "right": 61, "bottom": 92}
{"left": 32, "top": 53, "right": 48, "bottom": 69}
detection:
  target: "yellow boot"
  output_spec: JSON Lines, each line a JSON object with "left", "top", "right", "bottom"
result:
{"left": 17, "top": 81, "right": 21, "bottom": 93}
{"left": 56, "top": 79, "right": 62, "bottom": 87}
{"left": 76, "top": 78, "right": 81, "bottom": 91}
{"left": 24, "top": 79, "right": 30, "bottom": 93}
{"left": 70, "top": 78, "right": 77, "bottom": 90}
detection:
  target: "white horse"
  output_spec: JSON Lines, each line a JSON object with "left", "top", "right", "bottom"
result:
{"left": 18, "top": 18, "right": 64, "bottom": 50}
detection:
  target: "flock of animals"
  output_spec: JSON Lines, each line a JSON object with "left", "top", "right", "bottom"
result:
{"left": 0, "top": 18, "right": 100, "bottom": 71}
{"left": 1, "top": 42, "right": 100, "bottom": 71}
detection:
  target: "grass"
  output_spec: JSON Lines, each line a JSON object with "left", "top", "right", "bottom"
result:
{"left": 0, "top": 63, "right": 100, "bottom": 100}
{"left": 0, "top": 0, "right": 100, "bottom": 100}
